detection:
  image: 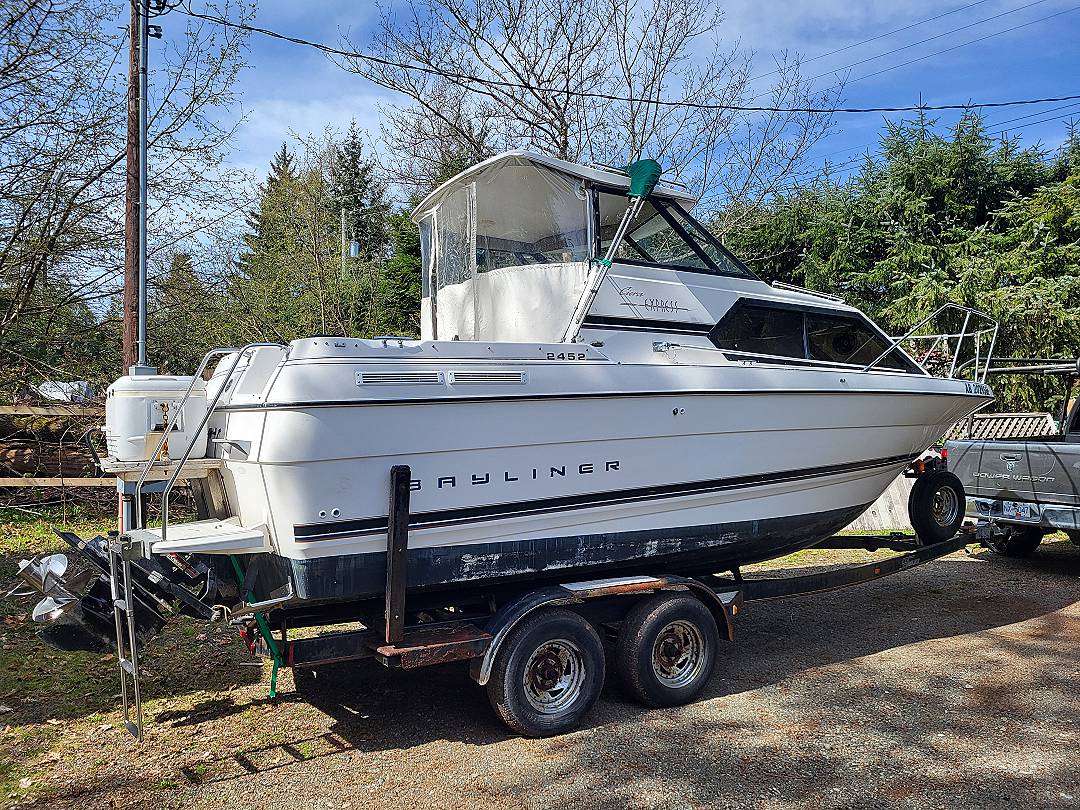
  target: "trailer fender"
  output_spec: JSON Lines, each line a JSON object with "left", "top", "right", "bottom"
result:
{"left": 679, "top": 579, "right": 740, "bottom": 643}
{"left": 469, "top": 586, "right": 580, "bottom": 685}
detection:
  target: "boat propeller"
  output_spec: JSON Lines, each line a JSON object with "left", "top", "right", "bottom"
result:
{"left": 7, "top": 552, "right": 117, "bottom": 652}
{"left": 10, "top": 553, "right": 70, "bottom": 598}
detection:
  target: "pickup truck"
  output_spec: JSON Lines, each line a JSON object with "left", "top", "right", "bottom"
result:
{"left": 946, "top": 395, "right": 1080, "bottom": 555}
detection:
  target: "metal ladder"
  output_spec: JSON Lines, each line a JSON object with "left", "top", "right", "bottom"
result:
{"left": 108, "top": 533, "right": 144, "bottom": 740}
{"left": 112, "top": 342, "right": 281, "bottom": 740}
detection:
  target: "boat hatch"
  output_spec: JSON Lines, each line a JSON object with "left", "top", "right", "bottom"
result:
{"left": 416, "top": 155, "right": 591, "bottom": 343}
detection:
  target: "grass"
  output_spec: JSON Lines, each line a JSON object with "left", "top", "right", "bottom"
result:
{"left": 0, "top": 507, "right": 262, "bottom": 808}
{"left": 0, "top": 507, "right": 1072, "bottom": 807}
{"left": 0, "top": 505, "right": 114, "bottom": 559}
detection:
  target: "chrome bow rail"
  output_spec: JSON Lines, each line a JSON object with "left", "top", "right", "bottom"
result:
{"left": 864, "top": 304, "right": 999, "bottom": 383}
{"left": 132, "top": 343, "right": 282, "bottom": 541}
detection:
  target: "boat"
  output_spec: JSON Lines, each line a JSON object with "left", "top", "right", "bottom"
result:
{"left": 38, "top": 151, "right": 997, "bottom": 616}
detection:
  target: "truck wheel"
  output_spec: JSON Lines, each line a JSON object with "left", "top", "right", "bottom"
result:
{"left": 1067, "top": 530, "right": 1080, "bottom": 547}
{"left": 988, "top": 527, "right": 1043, "bottom": 557}
{"left": 908, "top": 470, "right": 965, "bottom": 544}
{"left": 616, "top": 594, "right": 718, "bottom": 709}
{"left": 486, "top": 608, "right": 605, "bottom": 737}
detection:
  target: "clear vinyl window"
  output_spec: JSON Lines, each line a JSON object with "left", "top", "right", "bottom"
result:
{"left": 595, "top": 190, "right": 756, "bottom": 278}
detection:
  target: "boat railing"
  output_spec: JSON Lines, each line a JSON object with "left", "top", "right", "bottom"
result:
{"left": 133, "top": 343, "right": 283, "bottom": 540}
{"left": 864, "top": 304, "right": 999, "bottom": 383}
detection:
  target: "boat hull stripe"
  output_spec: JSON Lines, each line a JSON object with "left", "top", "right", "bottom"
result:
{"left": 293, "top": 453, "right": 913, "bottom": 542}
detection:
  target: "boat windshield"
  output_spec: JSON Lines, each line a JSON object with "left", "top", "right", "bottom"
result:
{"left": 596, "top": 190, "right": 755, "bottom": 279}
{"left": 421, "top": 158, "right": 590, "bottom": 341}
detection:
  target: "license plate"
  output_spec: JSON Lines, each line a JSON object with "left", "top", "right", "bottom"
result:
{"left": 1001, "top": 501, "right": 1032, "bottom": 519}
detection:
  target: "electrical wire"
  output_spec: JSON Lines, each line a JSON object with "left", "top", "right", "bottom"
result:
{"left": 840, "top": 4, "right": 1080, "bottom": 89}
{"left": 748, "top": 0, "right": 998, "bottom": 83}
{"left": 797, "top": 0, "right": 1055, "bottom": 87}
{"left": 177, "top": 4, "right": 1080, "bottom": 115}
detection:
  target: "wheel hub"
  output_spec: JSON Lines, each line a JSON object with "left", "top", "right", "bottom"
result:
{"left": 651, "top": 620, "right": 706, "bottom": 688}
{"left": 930, "top": 486, "right": 959, "bottom": 527}
{"left": 522, "top": 638, "right": 585, "bottom": 714}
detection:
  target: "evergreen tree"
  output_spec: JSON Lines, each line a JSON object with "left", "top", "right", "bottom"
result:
{"left": 330, "top": 122, "right": 391, "bottom": 263}
{"left": 727, "top": 115, "right": 1080, "bottom": 411}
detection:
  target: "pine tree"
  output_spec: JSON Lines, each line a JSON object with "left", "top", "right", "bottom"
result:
{"left": 330, "top": 122, "right": 391, "bottom": 263}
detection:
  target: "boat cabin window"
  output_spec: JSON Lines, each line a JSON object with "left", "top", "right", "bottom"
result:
{"left": 423, "top": 159, "right": 590, "bottom": 342}
{"left": 711, "top": 304, "right": 804, "bottom": 358}
{"left": 595, "top": 190, "right": 755, "bottom": 279}
{"left": 807, "top": 312, "right": 907, "bottom": 369}
{"left": 710, "top": 299, "right": 920, "bottom": 373}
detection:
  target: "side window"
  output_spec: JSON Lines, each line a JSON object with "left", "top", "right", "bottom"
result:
{"left": 711, "top": 305, "right": 804, "bottom": 358}
{"left": 806, "top": 313, "right": 905, "bottom": 369}
{"left": 709, "top": 299, "right": 919, "bottom": 372}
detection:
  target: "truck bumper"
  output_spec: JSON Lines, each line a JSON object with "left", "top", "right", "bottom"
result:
{"left": 967, "top": 497, "right": 1080, "bottom": 532}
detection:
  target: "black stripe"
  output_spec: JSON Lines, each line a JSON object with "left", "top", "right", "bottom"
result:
{"left": 581, "top": 314, "right": 713, "bottom": 334}
{"left": 293, "top": 453, "right": 913, "bottom": 542}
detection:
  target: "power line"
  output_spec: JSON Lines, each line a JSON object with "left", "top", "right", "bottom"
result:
{"left": 997, "top": 108, "right": 1080, "bottom": 131}
{"left": 841, "top": 4, "right": 1080, "bottom": 89}
{"left": 992, "top": 99, "right": 1080, "bottom": 127}
{"left": 748, "top": 0, "right": 998, "bottom": 83}
{"left": 797, "top": 0, "right": 1054, "bottom": 87}
{"left": 798, "top": 103, "right": 1080, "bottom": 182}
{"left": 747, "top": 1, "right": 1078, "bottom": 104}
{"left": 179, "top": 4, "right": 1080, "bottom": 115}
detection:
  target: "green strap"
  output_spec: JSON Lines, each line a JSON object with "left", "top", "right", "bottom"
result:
{"left": 230, "top": 555, "right": 282, "bottom": 699}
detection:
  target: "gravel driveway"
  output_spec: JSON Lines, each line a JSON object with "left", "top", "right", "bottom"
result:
{"left": 9, "top": 540, "right": 1080, "bottom": 810}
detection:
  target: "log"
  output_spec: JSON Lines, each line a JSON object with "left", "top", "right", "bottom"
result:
{"left": 0, "top": 404, "right": 101, "bottom": 417}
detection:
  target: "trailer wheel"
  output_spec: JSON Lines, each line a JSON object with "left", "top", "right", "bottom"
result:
{"left": 616, "top": 594, "right": 718, "bottom": 709}
{"left": 987, "top": 527, "right": 1043, "bottom": 557}
{"left": 908, "top": 470, "right": 965, "bottom": 544}
{"left": 486, "top": 608, "right": 605, "bottom": 737}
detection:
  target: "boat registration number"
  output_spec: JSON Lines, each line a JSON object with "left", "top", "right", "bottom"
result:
{"left": 1001, "top": 501, "right": 1032, "bottom": 519}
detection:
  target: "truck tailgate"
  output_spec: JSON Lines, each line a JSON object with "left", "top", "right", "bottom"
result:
{"left": 946, "top": 438, "right": 1079, "bottom": 508}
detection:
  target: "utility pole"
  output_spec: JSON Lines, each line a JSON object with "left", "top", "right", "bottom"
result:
{"left": 122, "top": 0, "right": 155, "bottom": 375}
{"left": 136, "top": 0, "right": 150, "bottom": 371}
{"left": 122, "top": 0, "right": 139, "bottom": 372}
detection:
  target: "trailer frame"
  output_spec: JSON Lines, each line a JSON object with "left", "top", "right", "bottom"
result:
{"left": 244, "top": 467, "right": 974, "bottom": 693}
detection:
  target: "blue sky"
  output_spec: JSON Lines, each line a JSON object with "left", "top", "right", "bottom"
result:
{"left": 192, "top": 0, "right": 1080, "bottom": 193}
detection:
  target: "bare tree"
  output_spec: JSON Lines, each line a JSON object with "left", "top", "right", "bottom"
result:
{"left": 346, "top": 0, "right": 837, "bottom": 220}
{"left": 0, "top": 0, "right": 250, "bottom": 393}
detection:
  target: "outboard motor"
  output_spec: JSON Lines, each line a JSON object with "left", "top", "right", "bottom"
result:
{"left": 9, "top": 530, "right": 226, "bottom": 653}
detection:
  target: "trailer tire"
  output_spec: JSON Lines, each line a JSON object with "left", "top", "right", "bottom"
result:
{"left": 486, "top": 608, "right": 605, "bottom": 737}
{"left": 988, "top": 527, "right": 1043, "bottom": 557}
{"left": 908, "top": 470, "right": 965, "bottom": 544}
{"left": 616, "top": 594, "right": 718, "bottom": 709}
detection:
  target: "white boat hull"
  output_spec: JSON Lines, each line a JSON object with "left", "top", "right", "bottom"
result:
{"left": 208, "top": 356, "right": 987, "bottom": 601}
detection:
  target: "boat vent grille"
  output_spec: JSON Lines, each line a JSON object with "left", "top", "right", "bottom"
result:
{"left": 449, "top": 371, "right": 528, "bottom": 385}
{"left": 356, "top": 371, "right": 444, "bottom": 386}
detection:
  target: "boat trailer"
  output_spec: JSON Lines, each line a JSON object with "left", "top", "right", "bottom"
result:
{"left": 19, "top": 464, "right": 979, "bottom": 739}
